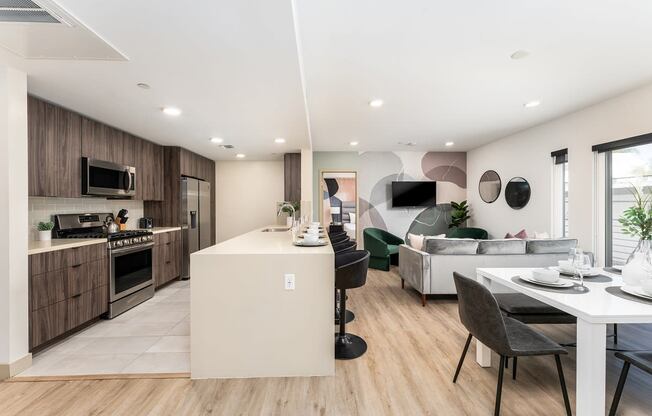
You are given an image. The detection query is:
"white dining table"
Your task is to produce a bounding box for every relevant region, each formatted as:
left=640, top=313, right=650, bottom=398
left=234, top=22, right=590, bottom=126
left=475, top=267, right=652, bottom=416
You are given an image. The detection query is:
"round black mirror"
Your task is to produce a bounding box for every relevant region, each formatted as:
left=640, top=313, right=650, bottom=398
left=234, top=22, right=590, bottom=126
left=478, top=170, right=501, bottom=203
left=505, top=177, right=531, bottom=209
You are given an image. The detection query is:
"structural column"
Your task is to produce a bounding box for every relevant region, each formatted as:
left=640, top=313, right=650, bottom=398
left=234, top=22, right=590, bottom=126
left=0, top=65, right=30, bottom=378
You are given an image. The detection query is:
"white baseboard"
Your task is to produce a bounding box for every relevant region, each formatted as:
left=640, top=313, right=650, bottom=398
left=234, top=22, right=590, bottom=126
left=0, top=353, right=32, bottom=379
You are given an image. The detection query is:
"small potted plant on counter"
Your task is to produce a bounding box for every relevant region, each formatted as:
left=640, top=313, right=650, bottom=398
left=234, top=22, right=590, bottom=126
left=37, top=221, right=54, bottom=241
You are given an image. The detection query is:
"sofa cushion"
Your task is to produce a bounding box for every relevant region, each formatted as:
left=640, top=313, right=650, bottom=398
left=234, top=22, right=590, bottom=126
left=526, top=238, right=578, bottom=254
left=424, top=238, right=479, bottom=255
left=477, top=239, right=526, bottom=255
left=407, top=233, right=425, bottom=250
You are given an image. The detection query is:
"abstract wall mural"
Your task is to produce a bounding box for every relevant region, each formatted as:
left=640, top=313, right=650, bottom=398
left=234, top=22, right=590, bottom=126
left=313, top=151, right=467, bottom=241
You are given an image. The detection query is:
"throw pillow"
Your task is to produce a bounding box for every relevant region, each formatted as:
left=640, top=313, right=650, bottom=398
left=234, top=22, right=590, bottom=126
left=504, top=232, right=514, bottom=239
left=348, top=212, right=356, bottom=224
left=407, top=233, right=425, bottom=251
left=514, top=229, right=528, bottom=239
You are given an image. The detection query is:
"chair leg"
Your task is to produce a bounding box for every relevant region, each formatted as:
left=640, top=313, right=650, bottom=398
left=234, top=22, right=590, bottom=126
left=505, top=357, right=509, bottom=369
left=495, top=355, right=506, bottom=416
left=613, top=323, right=618, bottom=345
left=609, top=361, right=630, bottom=416
left=554, top=355, right=572, bottom=416
left=453, top=333, right=472, bottom=383
left=421, top=293, right=426, bottom=307
left=401, top=278, right=404, bottom=289
left=512, top=357, right=517, bottom=380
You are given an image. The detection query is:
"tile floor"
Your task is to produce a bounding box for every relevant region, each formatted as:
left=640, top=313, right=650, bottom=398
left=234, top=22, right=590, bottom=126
left=17, top=280, right=190, bottom=377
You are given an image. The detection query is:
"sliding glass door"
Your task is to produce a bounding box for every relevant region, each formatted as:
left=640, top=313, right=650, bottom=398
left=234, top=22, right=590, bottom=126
left=606, top=143, right=652, bottom=265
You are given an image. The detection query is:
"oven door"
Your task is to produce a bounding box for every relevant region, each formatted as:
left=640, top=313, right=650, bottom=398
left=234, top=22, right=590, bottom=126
left=82, top=157, right=136, bottom=197
left=110, top=243, right=154, bottom=302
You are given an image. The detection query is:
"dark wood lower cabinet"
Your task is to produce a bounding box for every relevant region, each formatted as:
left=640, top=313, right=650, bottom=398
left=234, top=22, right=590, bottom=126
left=154, top=231, right=181, bottom=288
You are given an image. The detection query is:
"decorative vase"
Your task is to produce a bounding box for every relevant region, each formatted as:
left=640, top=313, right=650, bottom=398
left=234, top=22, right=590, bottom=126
left=38, top=230, right=52, bottom=241
left=622, top=240, right=652, bottom=286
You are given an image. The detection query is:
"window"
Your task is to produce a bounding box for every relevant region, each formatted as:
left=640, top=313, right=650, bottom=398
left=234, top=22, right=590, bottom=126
left=552, top=149, right=568, bottom=238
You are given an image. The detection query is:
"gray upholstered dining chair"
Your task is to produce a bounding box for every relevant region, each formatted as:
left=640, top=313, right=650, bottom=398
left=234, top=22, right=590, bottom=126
left=452, top=272, right=572, bottom=416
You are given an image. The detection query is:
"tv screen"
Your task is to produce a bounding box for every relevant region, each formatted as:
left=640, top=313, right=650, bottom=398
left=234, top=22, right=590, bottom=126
left=391, top=181, right=437, bottom=207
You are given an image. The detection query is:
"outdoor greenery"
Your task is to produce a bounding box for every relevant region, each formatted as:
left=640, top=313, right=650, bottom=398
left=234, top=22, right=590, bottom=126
left=449, top=200, right=470, bottom=229
left=619, top=186, right=652, bottom=240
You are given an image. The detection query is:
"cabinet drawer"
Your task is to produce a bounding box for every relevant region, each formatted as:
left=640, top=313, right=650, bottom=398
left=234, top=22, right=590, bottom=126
left=67, top=258, right=108, bottom=298
left=66, top=285, right=108, bottom=330
left=156, top=230, right=180, bottom=246
left=31, top=269, right=67, bottom=311
left=30, top=301, right=67, bottom=348
left=30, top=243, right=107, bottom=275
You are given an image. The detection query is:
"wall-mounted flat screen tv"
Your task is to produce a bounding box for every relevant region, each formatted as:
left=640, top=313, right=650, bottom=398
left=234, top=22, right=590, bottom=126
left=391, top=181, right=437, bottom=207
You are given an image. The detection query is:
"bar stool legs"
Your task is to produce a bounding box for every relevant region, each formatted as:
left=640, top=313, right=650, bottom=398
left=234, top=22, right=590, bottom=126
left=334, top=289, right=355, bottom=325
left=335, top=288, right=367, bottom=359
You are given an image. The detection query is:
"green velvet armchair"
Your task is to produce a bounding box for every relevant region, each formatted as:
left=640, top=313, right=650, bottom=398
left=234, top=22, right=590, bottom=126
left=446, top=227, right=489, bottom=240
left=363, top=228, right=405, bottom=271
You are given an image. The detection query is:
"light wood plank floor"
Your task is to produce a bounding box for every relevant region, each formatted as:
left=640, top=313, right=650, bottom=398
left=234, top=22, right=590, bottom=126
left=2, top=267, right=652, bottom=415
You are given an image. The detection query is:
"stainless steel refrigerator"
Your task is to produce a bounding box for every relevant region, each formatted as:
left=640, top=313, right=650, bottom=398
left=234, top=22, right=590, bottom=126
left=181, top=177, right=212, bottom=279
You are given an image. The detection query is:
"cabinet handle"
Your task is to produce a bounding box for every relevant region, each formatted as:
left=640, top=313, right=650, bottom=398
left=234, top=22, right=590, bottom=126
left=166, top=261, right=171, bottom=264
left=166, top=242, right=171, bottom=246
left=72, top=293, right=82, bottom=298
left=71, top=264, right=82, bottom=268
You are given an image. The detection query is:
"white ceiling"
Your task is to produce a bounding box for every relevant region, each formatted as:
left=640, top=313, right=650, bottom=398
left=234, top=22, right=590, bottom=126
left=2, top=1, right=652, bottom=159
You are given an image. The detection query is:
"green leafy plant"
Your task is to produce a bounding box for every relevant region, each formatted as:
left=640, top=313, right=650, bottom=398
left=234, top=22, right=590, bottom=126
left=37, top=221, right=54, bottom=231
left=280, top=201, right=301, bottom=215
left=449, top=200, right=471, bottom=229
left=619, top=186, right=652, bottom=240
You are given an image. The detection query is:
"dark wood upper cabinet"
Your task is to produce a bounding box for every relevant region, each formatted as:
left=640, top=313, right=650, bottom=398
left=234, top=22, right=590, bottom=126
left=135, top=137, right=164, bottom=201
left=28, top=96, right=81, bottom=198
left=284, top=153, right=301, bottom=202
left=81, top=118, right=135, bottom=167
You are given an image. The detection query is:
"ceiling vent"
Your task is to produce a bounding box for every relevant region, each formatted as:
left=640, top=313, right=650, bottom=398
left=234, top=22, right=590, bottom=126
left=219, top=144, right=235, bottom=149
left=0, top=0, right=62, bottom=24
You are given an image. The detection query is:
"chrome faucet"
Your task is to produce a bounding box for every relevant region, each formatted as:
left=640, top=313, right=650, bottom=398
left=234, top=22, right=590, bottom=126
left=277, top=202, right=296, bottom=227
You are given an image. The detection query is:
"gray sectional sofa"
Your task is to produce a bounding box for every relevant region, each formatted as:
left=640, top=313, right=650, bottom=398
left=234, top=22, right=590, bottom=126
left=398, top=237, right=578, bottom=305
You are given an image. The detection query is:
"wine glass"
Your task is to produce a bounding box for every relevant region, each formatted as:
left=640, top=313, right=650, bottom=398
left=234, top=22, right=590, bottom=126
left=573, top=252, right=591, bottom=288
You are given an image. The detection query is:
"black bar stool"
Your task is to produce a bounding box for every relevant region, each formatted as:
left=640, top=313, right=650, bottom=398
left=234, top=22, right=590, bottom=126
left=333, top=240, right=356, bottom=254
left=329, top=230, right=347, bottom=239
left=330, top=233, right=350, bottom=244
left=335, top=250, right=370, bottom=360
left=333, top=243, right=357, bottom=326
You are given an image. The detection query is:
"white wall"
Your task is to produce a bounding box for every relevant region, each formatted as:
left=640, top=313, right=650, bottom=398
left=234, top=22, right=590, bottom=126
left=0, top=66, right=29, bottom=375
left=215, top=160, right=285, bottom=242
left=468, top=82, right=652, bottom=255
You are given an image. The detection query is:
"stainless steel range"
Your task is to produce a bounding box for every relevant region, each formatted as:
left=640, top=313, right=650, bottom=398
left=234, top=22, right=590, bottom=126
left=53, top=213, right=155, bottom=318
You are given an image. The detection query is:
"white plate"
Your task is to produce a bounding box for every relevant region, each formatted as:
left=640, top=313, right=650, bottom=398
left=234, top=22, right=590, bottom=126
left=293, top=239, right=328, bottom=247
left=518, top=274, right=575, bottom=288
left=549, top=266, right=600, bottom=277
left=621, top=285, right=652, bottom=300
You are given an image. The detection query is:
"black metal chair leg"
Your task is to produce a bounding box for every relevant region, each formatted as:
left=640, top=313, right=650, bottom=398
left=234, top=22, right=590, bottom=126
left=613, top=324, right=618, bottom=345
left=609, top=361, right=630, bottom=416
left=453, top=333, right=472, bottom=383
left=554, top=355, right=572, bottom=416
left=505, top=357, right=509, bottom=368
left=512, top=357, right=517, bottom=380
left=495, top=355, right=506, bottom=416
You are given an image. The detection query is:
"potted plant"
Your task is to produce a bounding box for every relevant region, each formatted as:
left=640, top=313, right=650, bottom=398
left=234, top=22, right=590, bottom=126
left=449, top=200, right=471, bottom=229
left=37, top=221, right=54, bottom=241
left=618, top=185, right=652, bottom=285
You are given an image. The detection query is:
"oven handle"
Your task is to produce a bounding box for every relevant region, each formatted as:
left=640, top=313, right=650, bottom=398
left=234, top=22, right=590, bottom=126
left=110, top=242, right=154, bottom=256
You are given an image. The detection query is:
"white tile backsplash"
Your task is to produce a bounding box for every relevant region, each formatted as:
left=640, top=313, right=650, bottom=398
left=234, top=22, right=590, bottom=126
left=29, top=197, right=144, bottom=240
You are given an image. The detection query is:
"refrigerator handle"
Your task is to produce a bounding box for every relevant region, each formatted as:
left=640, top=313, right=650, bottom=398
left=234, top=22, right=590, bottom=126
left=190, top=211, right=197, bottom=229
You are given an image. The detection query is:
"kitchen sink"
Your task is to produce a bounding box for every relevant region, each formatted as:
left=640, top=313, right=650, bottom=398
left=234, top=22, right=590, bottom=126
left=261, top=227, right=291, bottom=232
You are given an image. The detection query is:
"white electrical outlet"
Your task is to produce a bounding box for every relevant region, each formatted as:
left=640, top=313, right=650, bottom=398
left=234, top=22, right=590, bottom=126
left=284, top=274, right=295, bottom=290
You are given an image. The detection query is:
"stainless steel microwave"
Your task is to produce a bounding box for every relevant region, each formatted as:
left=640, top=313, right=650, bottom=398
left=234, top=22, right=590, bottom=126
left=81, top=157, right=136, bottom=197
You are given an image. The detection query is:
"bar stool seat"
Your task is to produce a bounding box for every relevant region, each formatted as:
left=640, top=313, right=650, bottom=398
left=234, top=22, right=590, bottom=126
left=335, top=250, right=370, bottom=360
left=330, top=233, right=350, bottom=244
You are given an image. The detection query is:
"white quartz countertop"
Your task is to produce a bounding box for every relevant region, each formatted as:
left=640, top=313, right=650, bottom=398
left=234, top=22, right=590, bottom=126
left=28, top=226, right=182, bottom=255
left=194, top=226, right=332, bottom=256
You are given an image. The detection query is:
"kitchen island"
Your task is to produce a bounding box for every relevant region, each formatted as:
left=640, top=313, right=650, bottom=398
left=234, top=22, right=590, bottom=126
left=190, top=226, right=334, bottom=379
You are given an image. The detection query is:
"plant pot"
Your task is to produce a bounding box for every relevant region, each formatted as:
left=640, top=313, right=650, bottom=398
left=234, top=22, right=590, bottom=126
left=623, top=240, right=652, bottom=286
left=38, top=230, right=52, bottom=241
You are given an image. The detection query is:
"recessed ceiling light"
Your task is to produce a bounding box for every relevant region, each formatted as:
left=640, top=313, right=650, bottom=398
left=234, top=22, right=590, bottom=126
left=274, top=137, right=286, bottom=144
left=137, top=82, right=150, bottom=89
left=368, top=99, right=384, bottom=108
left=445, top=141, right=455, bottom=147
left=209, top=137, right=224, bottom=144
left=349, top=141, right=359, bottom=146
left=236, top=153, right=246, bottom=158
left=524, top=100, right=541, bottom=108
left=162, top=107, right=181, bottom=116
left=510, top=50, right=530, bottom=60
